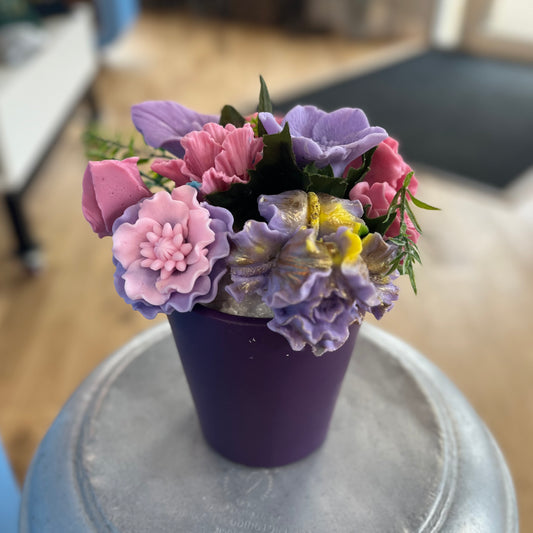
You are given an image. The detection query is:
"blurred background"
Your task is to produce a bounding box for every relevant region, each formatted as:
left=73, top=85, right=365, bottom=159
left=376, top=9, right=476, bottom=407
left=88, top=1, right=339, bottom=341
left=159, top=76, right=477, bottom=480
left=0, top=0, right=532, bottom=529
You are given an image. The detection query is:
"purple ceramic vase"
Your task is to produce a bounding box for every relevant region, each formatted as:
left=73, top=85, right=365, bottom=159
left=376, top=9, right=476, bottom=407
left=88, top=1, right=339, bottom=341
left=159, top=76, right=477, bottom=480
left=168, top=305, right=360, bottom=467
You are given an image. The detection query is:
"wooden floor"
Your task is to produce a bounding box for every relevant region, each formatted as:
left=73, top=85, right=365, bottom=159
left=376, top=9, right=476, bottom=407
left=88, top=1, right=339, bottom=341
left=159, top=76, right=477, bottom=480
left=1, top=7, right=532, bottom=529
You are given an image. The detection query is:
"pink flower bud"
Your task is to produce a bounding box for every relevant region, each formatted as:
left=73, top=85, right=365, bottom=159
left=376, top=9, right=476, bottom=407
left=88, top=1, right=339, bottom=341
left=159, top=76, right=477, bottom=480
left=82, top=157, right=151, bottom=238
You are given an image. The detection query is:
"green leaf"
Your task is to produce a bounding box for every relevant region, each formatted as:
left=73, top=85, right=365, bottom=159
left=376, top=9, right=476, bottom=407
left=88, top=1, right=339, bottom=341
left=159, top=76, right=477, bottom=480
left=408, top=193, right=441, bottom=211
left=257, top=116, right=268, bottom=138
left=343, top=146, right=377, bottom=195
left=304, top=162, right=347, bottom=195
left=404, top=202, right=422, bottom=233
left=408, top=265, right=418, bottom=294
left=410, top=246, right=422, bottom=264
left=257, top=75, right=273, bottom=114
left=220, top=105, right=245, bottom=128
left=206, top=123, right=309, bottom=229
left=304, top=162, right=335, bottom=177
left=403, top=171, right=414, bottom=189
left=307, top=173, right=348, bottom=197
left=365, top=211, right=394, bottom=235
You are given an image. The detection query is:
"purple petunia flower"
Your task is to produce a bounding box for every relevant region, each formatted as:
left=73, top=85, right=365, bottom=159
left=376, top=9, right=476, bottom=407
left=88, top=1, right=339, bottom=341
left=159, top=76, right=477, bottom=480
left=131, top=101, right=218, bottom=157
left=258, top=105, right=387, bottom=176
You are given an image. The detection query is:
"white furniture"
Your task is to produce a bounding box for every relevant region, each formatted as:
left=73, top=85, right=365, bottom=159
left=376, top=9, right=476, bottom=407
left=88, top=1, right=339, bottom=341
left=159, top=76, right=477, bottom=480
left=0, top=4, right=98, bottom=268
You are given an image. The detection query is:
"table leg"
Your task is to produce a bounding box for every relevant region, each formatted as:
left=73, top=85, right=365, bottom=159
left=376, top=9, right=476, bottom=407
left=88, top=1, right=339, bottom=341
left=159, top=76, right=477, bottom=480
left=4, top=192, right=43, bottom=273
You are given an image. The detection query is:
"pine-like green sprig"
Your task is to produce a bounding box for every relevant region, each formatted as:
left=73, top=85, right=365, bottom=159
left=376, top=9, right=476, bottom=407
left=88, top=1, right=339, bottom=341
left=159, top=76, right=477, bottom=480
left=82, top=129, right=174, bottom=192
left=365, top=172, right=439, bottom=294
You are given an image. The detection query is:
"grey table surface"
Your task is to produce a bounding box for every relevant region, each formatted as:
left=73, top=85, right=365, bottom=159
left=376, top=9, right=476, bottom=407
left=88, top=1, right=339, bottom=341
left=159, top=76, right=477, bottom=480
left=20, top=322, right=518, bottom=532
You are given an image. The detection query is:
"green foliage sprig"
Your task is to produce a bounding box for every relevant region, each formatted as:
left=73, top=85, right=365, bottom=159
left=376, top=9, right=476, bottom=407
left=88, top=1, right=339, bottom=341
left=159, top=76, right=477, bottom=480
left=365, top=172, right=439, bottom=293
left=83, top=129, right=173, bottom=191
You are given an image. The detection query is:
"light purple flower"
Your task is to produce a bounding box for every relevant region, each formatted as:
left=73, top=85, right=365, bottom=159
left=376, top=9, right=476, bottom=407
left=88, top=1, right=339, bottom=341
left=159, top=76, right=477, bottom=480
left=265, top=227, right=380, bottom=356
left=259, top=105, right=387, bottom=175
left=226, top=191, right=368, bottom=305
left=131, top=101, right=218, bottom=157
left=225, top=191, right=392, bottom=354
left=258, top=190, right=365, bottom=237
left=360, top=233, right=400, bottom=319
left=112, top=186, right=232, bottom=318
left=268, top=283, right=360, bottom=356
left=226, top=220, right=287, bottom=302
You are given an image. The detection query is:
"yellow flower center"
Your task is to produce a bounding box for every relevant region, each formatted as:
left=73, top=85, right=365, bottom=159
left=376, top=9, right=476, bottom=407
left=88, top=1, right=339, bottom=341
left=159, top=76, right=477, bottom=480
left=307, top=192, right=321, bottom=232
left=342, top=228, right=363, bottom=264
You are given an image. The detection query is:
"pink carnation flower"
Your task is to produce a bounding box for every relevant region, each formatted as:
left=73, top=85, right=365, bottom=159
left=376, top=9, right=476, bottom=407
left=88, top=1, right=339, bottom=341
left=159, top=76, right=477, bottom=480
left=349, top=181, right=419, bottom=243
left=112, top=185, right=233, bottom=317
left=151, top=122, right=263, bottom=196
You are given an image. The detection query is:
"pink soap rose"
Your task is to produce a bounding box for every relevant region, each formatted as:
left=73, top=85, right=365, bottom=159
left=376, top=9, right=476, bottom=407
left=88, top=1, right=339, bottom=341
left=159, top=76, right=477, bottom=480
left=82, top=157, right=151, bottom=238
left=345, top=137, right=418, bottom=195
left=112, top=185, right=233, bottom=318
left=151, top=122, right=263, bottom=196
left=350, top=181, right=419, bottom=243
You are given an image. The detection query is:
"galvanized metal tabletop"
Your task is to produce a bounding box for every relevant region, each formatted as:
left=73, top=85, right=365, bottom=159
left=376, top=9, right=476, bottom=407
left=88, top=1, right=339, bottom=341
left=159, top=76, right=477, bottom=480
left=20, top=322, right=518, bottom=532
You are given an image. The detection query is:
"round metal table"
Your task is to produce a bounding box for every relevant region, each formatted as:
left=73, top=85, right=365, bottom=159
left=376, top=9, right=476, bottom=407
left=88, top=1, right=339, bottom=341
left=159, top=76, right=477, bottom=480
left=20, top=323, right=518, bottom=532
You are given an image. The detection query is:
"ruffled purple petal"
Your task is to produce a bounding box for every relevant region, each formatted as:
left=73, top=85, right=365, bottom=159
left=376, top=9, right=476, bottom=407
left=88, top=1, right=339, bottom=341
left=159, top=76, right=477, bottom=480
left=360, top=232, right=400, bottom=318
left=267, top=285, right=361, bottom=356
left=264, top=229, right=332, bottom=308
left=226, top=220, right=287, bottom=302
left=131, top=101, right=218, bottom=157
left=283, top=105, right=326, bottom=138
left=258, top=190, right=308, bottom=234
left=313, top=107, right=370, bottom=143
left=257, top=112, right=283, bottom=135
left=291, top=137, right=324, bottom=167
left=261, top=105, right=387, bottom=175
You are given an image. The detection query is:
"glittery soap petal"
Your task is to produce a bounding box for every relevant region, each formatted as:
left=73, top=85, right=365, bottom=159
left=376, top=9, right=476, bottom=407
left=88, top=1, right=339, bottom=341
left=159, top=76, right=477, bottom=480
left=360, top=232, right=400, bottom=317
left=265, top=228, right=332, bottom=308
left=229, top=220, right=286, bottom=267
left=316, top=194, right=365, bottom=237
left=226, top=220, right=287, bottom=300
left=258, top=190, right=308, bottom=234
left=361, top=233, right=398, bottom=276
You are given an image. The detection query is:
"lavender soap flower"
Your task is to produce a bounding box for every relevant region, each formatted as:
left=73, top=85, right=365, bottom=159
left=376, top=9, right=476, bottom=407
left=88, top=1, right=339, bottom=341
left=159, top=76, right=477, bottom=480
left=226, top=190, right=398, bottom=355
left=82, top=76, right=437, bottom=356
left=259, top=105, right=387, bottom=175
left=112, top=185, right=233, bottom=319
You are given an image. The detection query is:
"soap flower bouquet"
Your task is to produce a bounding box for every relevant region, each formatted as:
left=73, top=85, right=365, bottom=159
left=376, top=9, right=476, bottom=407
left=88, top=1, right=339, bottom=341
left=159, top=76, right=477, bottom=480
left=83, top=78, right=437, bottom=356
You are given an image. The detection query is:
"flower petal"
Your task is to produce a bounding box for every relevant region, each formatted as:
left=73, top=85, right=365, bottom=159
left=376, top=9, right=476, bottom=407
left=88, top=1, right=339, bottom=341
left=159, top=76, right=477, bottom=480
left=131, top=101, right=218, bottom=157
left=113, top=217, right=157, bottom=269
left=151, top=158, right=191, bottom=186
left=122, top=259, right=168, bottom=305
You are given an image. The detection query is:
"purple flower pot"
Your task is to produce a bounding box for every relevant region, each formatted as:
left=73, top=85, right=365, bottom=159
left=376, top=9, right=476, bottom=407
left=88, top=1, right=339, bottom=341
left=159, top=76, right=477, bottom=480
left=168, top=305, right=360, bottom=467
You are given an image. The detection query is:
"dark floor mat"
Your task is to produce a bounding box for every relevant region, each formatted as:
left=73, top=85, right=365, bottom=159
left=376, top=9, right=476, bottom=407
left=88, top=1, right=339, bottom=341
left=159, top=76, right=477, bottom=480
left=275, top=50, right=533, bottom=188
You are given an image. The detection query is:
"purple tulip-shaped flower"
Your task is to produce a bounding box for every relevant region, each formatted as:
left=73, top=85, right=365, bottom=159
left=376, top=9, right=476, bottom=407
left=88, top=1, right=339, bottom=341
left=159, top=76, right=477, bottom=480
left=259, top=105, right=387, bottom=175
left=131, top=101, right=218, bottom=157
